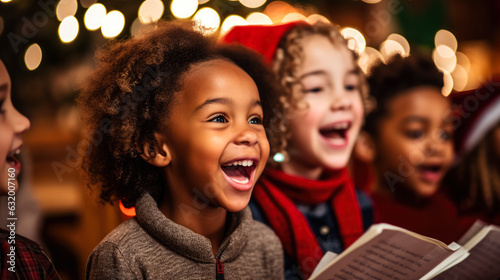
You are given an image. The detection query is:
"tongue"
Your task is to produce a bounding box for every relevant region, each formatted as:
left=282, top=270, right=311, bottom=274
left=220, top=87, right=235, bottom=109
left=222, top=166, right=248, bottom=184
left=322, top=131, right=343, bottom=139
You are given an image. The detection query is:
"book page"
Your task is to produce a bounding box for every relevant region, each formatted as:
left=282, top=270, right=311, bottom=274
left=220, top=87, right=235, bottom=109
left=310, top=229, right=456, bottom=280
left=432, top=227, right=500, bottom=280
left=310, top=251, right=338, bottom=279
left=456, top=219, right=488, bottom=245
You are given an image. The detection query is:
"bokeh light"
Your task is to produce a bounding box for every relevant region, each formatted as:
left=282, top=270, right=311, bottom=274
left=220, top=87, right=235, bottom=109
left=84, top=3, right=106, bottom=31
left=198, top=0, right=210, bottom=4
left=58, top=16, right=79, bottom=43
left=361, top=0, right=382, bottom=3
left=138, top=0, right=164, bottom=24
left=433, top=45, right=457, bottom=73
left=80, top=0, right=97, bottom=8
left=439, top=68, right=454, bottom=96
left=56, top=0, right=78, bottom=21
left=240, top=0, right=266, bottom=9
left=435, top=29, right=458, bottom=52
left=171, top=0, right=198, bottom=19
left=379, top=39, right=405, bottom=61
left=193, top=7, right=220, bottom=35
left=263, top=1, right=296, bottom=23
left=451, top=64, right=468, bottom=91
left=221, top=15, right=247, bottom=34
left=273, top=153, right=285, bottom=163
left=358, top=47, right=383, bottom=73
left=1, top=0, right=12, bottom=2
left=119, top=201, right=136, bottom=217
left=281, top=12, right=307, bottom=23
left=24, top=43, right=42, bottom=71
left=130, top=17, right=147, bottom=37
left=246, top=12, right=273, bottom=25
left=387, top=33, right=410, bottom=56
left=101, top=10, right=125, bottom=38
left=341, top=27, right=366, bottom=54
left=307, top=14, right=330, bottom=24
left=455, top=51, right=471, bottom=72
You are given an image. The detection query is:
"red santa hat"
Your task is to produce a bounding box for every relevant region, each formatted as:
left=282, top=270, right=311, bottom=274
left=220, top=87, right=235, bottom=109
left=451, top=78, right=500, bottom=157
left=220, top=21, right=308, bottom=64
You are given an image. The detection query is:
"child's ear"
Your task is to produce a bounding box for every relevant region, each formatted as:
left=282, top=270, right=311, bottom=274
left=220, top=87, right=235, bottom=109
left=139, top=132, right=172, bottom=167
left=354, top=131, right=376, bottom=163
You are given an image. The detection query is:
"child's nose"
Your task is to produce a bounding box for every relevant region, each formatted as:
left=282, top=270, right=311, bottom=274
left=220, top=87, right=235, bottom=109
left=234, top=125, right=259, bottom=146
left=12, top=108, right=30, bottom=135
left=329, top=92, right=352, bottom=111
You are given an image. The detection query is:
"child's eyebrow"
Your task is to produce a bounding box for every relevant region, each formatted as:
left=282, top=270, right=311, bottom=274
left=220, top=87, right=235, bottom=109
left=195, top=97, right=233, bottom=111
left=300, top=70, right=327, bottom=80
left=402, top=116, right=428, bottom=125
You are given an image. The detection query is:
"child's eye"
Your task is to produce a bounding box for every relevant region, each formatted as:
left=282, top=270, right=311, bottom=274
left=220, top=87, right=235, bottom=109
left=405, top=130, right=423, bottom=139
left=249, top=116, right=263, bottom=125
left=208, top=114, right=228, bottom=123
left=302, top=87, right=323, bottom=94
left=345, top=84, right=358, bottom=91
left=439, top=130, right=453, bottom=141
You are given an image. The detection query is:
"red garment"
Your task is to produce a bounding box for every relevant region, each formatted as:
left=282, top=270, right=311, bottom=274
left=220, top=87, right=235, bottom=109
left=0, top=228, right=60, bottom=279
left=370, top=191, right=461, bottom=244
left=252, top=168, right=364, bottom=278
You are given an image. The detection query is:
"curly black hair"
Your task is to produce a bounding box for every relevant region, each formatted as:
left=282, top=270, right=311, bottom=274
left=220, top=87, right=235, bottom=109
left=77, top=21, right=284, bottom=207
left=364, top=54, right=444, bottom=137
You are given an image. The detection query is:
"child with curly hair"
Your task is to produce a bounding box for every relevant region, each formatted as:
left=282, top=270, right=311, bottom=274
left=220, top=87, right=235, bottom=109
left=79, top=21, right=284, bottom=279
left=0, top=59, right=59, bottom=279
left=222, top=21, right=373, bottom=279
left=444, top=80, right=500, bottom=232
left=355, top=54, right=459, bottom=243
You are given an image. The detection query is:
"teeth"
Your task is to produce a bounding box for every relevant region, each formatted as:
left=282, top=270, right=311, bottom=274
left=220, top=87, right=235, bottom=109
left=331, top=122, right=348, bottom=129
left=224, top=160, right=254, bottom=167
left=231, top=177, right=249, bottom=184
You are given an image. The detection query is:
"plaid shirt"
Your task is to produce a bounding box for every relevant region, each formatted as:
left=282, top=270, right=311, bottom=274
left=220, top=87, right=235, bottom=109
left=0, top=228, right=60, bottom=279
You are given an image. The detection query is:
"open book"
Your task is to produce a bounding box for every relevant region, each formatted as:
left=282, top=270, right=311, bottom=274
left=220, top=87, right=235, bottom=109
left=309, top=221, right=500, bottom=280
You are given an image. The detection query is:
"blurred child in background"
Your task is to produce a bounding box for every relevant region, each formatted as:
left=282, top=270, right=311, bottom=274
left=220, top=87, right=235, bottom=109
left=355, top=54, right=460, bottom=244
left=223, top=21, right=373, bottom=279
left=79, top=21, right=284, bottom=279
left=444, top=80, right=500, bottom=233
left=0, top=59, right=59, bottom=279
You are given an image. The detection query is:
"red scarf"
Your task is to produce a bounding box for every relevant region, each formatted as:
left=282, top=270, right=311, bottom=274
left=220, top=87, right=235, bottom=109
left=252, top=167, right=364, bottom=278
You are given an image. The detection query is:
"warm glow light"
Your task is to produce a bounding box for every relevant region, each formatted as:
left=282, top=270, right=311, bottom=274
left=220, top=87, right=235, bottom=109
left=1, top=0, right=12, bottom=2
left=80, top=0, right=97, bottom=8
left=451, top=64, right=468, bottom=92
left=221, top=15, right=247, bottom=34
left=387, top=33, right=409, bottom=56
left=281, top=12, right=307, bottom=23
left=358, top=47, right=383, bottom=73
left=84, top=3, right=106, bottom=31
left=130, top=17, right=147, bottom=37
left=101, top=10, right=125, bottom=38
left=198, top=0, right=209, bottom=4
left=341, top=27, right=366, bottom=54
left=379, top=39, right=405, bottom=62
left=307, top=14, right=330, bottom=24
left=138, top=0, right=164, bottom=24
left=456, top=51, right=471, bottom=72
left=25, top=43, right=42, bottom=71
left=263, top=1, right=296, bottom=23
left=240, top=0, right=266, bottom=9
left=56, top=0, right=78, bottom=21
left=435, top=29, right=457, bottom=52
left=119, top=201, right=136, bottom=217
left=361, top=0, right=382, bottom=3
left=58, top=16, right=79, bottom=43
left=433, top=45, right=457, bottom=73
left=193, top=7, right=220, bottom=35
left=170, top=0, right=198, bottom=19
left=246, top=12, right=273, bottom=25
left=439, top=68, right=454, bottom=96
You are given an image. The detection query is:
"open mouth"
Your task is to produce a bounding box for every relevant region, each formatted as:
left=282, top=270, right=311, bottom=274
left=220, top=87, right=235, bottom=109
left=418, top=165, right=443, bottom=184
left=6, top=148, right=21, bottom=171
left=319, top=121, right=351, bottom=148
left=221, top=159, right=257, bottom=190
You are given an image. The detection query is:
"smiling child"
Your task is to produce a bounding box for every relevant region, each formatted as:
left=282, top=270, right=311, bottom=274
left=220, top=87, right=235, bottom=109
left=358, top=54, right=460, bottom=243
left=223, top=21, right=373, bottom=279
left=0, top=59, right=59, bottom=279
left=80, top=21, right=284, bottom=279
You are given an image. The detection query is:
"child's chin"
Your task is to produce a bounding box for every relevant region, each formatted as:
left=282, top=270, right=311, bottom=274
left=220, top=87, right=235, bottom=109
left=223, top=197, right=251, bottom=213
left=322, top=156, right=350, bottom=170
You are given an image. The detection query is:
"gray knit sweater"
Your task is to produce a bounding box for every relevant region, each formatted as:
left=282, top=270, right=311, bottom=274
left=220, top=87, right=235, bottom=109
left=86, top=193, right=284, bottom=279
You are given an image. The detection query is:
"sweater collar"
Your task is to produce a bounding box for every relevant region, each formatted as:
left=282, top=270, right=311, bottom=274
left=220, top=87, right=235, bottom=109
left=135, top=192, right=251, bottom=263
